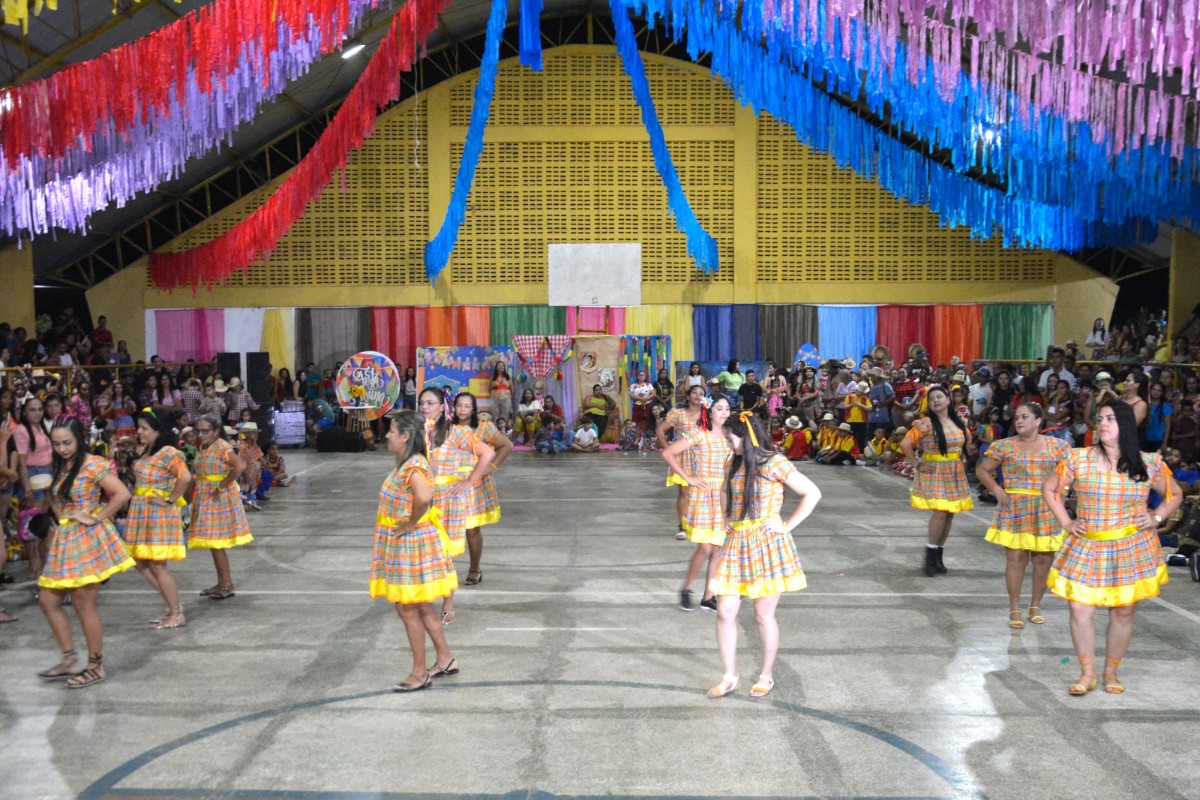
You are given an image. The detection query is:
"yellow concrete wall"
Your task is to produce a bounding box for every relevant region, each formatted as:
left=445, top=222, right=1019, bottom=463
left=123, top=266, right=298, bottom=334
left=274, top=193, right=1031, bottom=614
left=0, top=242, right=35, bottom=334
left=84, top=261, right=148, bottom=361
left=1169, top=227, right=1200, bottom=340
left=1051, top=254, right=1119, bottom=345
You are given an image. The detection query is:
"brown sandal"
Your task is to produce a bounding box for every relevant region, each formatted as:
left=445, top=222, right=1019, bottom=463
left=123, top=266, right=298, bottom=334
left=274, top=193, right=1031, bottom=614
left=154, top=607, right=187, bottom=630
left=392, top=673, right=432, bottom=693
left=38, top=649, right=80, bottom=680
left=67, top=654, right=105, bottom=689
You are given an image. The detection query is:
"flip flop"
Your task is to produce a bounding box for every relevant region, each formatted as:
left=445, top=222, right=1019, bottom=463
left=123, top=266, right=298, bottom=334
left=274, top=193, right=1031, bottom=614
left=0, top=609, right=17, bottom=624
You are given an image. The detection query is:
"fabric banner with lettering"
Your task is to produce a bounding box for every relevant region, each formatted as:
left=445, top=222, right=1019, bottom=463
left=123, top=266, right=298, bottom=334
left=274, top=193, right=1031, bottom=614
left=574, top=335, right=624, bottom=443
left=415, top=345, right=515, bottom=416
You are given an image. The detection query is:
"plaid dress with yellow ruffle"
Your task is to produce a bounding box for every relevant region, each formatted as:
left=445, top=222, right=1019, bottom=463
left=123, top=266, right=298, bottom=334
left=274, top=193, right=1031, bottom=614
left=40, top=455, right=135, bottom=590
left=983, top=436, right=1070, bottom=552
left=370, top=455, right=457, bottom=604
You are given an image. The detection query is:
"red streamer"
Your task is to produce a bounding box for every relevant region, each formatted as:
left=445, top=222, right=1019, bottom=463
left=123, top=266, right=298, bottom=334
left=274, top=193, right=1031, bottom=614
left=149, top=0, right=448, bottom=290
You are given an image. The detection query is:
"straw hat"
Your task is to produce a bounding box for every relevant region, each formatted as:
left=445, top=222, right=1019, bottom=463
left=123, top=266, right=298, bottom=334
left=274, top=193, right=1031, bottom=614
left=838, top=422, right=853, bottom=432
left=856, top=381, right=869, bottom=393
left=228, top=376, right=243, bottom=389
left=223, top=426, right=238, bottom=437
left=821, top=412, right=835, bottom=422
left=784, top=416, right=803, bottom=430
left=28, top=473, right=53, bottom=491
left=213, top=379, right=228, bottom=393
left=179, top=427, right=194, bottom=436
left=868, top=367, right=885, bottom=379
left=240, top=422, right=259, bottom=433
left=894, top=426, right=907, bottom=436
left=841, top=358, right=856, bottom=369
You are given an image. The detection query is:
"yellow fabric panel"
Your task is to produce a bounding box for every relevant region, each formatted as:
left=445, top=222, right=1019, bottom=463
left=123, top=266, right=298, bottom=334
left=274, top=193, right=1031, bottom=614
left=624, top=304, right=694, bottom=362
left=260, top=308, right=294, bottom=375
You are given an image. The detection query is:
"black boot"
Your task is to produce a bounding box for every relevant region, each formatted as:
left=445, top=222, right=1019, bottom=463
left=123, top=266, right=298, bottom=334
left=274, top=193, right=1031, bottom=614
left=934, top=546, right=948, bottom=574
left=923, top=547, right=938, bottom=577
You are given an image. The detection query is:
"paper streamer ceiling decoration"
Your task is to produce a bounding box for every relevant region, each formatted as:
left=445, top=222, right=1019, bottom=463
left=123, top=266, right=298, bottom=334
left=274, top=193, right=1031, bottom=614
left=8, top=0, right=1197, bottom=282
left=149, top=0, right=448, bottom=289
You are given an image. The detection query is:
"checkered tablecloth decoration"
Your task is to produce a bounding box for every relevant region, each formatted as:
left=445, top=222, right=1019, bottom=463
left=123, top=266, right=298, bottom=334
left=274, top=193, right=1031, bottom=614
left=512, top=335, right=573, bottom=379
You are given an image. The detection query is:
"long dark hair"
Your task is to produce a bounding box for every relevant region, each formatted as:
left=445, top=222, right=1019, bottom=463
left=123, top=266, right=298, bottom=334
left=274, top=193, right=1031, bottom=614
left=453, top=392, right=479, bottom=429
left=389, top=409, right=428, bottom=467
left=136, top=409, right=178, bottom=457
left=20, top=397, right=46, bottom=456
left=1122, top=371, right=1149, bottom=403
left=419, top=387, right=453, bottom=449
left=1097, top=399, right=1148, bottom=482
left=492, top=360, right=509, bottom=380
left=925, top=385, right=967, bottom=456
left=51, top=416, right=88, bottom=502
left=724, top=413, right=775, bottom=521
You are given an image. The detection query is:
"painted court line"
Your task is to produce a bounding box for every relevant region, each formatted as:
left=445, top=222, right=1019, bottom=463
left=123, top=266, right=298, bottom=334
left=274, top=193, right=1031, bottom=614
left=486, top=626, right=628, bottom=631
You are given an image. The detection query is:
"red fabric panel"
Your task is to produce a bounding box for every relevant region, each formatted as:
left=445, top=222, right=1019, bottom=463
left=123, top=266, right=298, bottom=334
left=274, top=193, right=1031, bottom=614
left=932, top=305, right=984, bottom=367
left=875, top=305, right=935, bottom=363
left=370, top=307, right=427, bottom=371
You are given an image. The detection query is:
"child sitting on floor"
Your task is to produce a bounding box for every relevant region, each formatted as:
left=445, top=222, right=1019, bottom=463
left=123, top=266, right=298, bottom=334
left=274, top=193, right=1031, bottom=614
left=534, top=413, right=562, bottom=454
left=618, top=419, right=640, bottom=451
left=863, top=426, right=893, bottom=466
left=265, top=442, right=296, bottom=487
left=569, top=419, right=600, bottom=452
left=780, top=416, right=814, bottom=461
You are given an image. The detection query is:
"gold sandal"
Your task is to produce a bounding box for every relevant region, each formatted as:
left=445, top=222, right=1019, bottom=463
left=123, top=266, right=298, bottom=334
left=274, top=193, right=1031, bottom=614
left=1103, top=657, right=1125, bottom=694
left=749, top=675, right=774, bottom=698
left=1068, top=655, right=1097, bottom=696
left=1008, top=610, right=1024, bottom=629
left=707, top=673, right=739, bottom=698
left=1027, top=605, right=1045, bottom=624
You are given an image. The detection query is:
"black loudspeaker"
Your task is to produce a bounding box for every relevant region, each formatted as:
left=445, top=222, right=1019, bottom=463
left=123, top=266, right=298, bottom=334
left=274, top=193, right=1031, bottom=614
left=245, top=352, right=273, bottom=404
left=215, top=352, right=241, bottom=384
left=316, top=426, right=366, bottom=453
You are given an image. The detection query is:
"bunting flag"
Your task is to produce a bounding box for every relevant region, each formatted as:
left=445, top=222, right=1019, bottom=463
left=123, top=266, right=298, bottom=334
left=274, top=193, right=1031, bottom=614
left=0, top=0, right=396, bottom=239
left=149, top=0, right=448, bottom=289
left=512, top=335, right=573, bottom=379
left=611, top=2, right=719, bottom=273
left=424, top=0, right=508, bottom=280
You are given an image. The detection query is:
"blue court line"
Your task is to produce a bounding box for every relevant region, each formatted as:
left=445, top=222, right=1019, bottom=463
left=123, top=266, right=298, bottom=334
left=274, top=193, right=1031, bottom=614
left=102, top=791, right=954, bottom=800
left=78, top=680, right=987, bottom=800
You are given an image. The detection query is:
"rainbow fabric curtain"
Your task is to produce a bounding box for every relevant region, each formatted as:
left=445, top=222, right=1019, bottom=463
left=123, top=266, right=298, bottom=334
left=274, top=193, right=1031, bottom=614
left=982, top=304, right=1054, bottom=360
left=426, top=306, right=491, bottom=347
left=876, top=305, right=936, bottom=363
left=370, top=307, right=429, bottom=372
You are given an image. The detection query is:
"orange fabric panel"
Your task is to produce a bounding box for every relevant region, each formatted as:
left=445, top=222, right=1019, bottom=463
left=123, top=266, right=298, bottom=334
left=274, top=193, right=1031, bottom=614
left=425, top=306, right=491, bottom=346
left=932, top=305, right=983, bottom=368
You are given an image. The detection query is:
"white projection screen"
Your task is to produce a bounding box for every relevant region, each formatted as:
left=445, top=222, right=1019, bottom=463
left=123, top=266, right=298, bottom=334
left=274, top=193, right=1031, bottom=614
left=547, top=243, right=642, bottom=307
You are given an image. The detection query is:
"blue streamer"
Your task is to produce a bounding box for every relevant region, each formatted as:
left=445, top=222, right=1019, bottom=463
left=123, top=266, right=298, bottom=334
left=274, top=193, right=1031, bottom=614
left=424, top=0, right=508, bottom=281
left=611, top=2, right=720, bottom=273
left=519, top=0, right=544, bottom=71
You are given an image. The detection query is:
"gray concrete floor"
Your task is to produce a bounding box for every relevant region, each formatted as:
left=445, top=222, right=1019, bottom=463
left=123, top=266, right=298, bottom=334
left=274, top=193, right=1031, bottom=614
left=1, top=449, right=1198, bottom=800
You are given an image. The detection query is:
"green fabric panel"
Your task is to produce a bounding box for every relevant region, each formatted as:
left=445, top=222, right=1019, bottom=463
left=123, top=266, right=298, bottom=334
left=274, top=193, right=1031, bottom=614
left=983, top=304, right=1054, bottom=360
left=489, top=306, right=567, bottom=346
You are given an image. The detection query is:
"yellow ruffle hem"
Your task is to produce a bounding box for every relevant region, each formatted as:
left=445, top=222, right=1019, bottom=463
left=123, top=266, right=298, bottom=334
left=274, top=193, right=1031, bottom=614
left=127, top=544, right=188, bottom=561
left=464, top=508, right=501, bottom=529
left=188, top=533, right=255, bottom=550
left=984, top=528, right=1065, bottom=553
left=682, top=520, right=726, bottom=546
left=910, top=494, right=974, bottom=513
left=1047, top=565, right=1168, bottom=607
left=666, top=472, right=688, bottom=488
left=38, top=557, right=136, bottom=590
left=369, top=574, right=459, bottom=604
left=710, top=572, right=808, bottom=599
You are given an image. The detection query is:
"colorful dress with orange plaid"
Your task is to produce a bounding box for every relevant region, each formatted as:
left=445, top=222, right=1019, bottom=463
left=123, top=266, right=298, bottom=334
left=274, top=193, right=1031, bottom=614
left=189, top=438, right=253, bottom=550
left=126, top=446, right=188, bottom=561
left=370, top=454, right=458, bottom=604
left=429, top=423, right=477, bottom=557
left=710, top=454, right=807, bottom=598
left=1048, top=448, right=1169, bottom=607
left=236, top=439, right=264, bottom=494
left=664, top=407, right=702, bottom=487
left=906, top=417, right=973, bottom=513
left=983, top=436, right=1070, bottom=552
left=39, top=455, right=135, bottom=589
left=679, top=428, right=731, bottom=545
left=460, top=419, right=502, bottom=529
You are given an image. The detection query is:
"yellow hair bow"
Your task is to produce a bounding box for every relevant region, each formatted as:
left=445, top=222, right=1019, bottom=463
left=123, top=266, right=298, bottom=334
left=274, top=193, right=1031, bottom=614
left=738, top=411, right=759, bottom=448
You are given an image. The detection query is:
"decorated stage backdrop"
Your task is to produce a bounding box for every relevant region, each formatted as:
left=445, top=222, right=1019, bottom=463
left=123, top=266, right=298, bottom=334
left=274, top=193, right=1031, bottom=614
left=674, top=361, right=773, bottom=404
left=574, top=335, right=624, bottom=442
left=415, top=346, right=515, bottom=415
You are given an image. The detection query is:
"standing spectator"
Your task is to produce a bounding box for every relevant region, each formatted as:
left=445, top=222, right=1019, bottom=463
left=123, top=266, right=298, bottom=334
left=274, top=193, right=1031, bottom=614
left=866, top=368, right=895, bottom=435
left=403, top=367, right=418, bottom=410
left=967, top=369, right=993, bottom=420
left=1144, top=382, right=1173, bottom=453
left=1037, top=346, right=1077, bottom=391
left=88, top=316, right=114, bottom=351
left=303, top=363, right=321, bottom=401
left=199, top=381, right=227, bottom=421
left=1085, top=318, right=1109, bottom=359
left=737, top=369, right=765, bottom=416
left=179, top=378, right=204, bottom=422
left=489, top=361, right=513, bottom=422
left=224, top=377, right=260, bottom=425
left=115, top=340, right=132, bottom=366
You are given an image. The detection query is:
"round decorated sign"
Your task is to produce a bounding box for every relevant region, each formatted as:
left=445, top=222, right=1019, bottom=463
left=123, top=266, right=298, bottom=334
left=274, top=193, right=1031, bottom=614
left=335, top=351, right=401, bottom=420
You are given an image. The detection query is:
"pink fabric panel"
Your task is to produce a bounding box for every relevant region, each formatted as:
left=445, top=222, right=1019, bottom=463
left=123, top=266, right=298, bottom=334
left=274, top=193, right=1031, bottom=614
left=370, top=307, right=428, bottom=371
left=155, top=309, right=224, bottom=362
left=566, top=307, right=626, bottom=336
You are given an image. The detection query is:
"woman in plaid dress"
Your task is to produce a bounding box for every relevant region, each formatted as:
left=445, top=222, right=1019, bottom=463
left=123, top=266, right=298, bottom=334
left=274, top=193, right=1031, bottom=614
left=372, top=410, right=459, bottom=693
left=899, top=385, right=973, bottom=577
left=419, top=388, right=495, bottom=625
left=127, top=410, right=192, bottom=630
left=662, top=394, right=732, bottom=612
left=1042, top=399, right=1181, bottom=696
left=188, top=414, right=251, bottom=601
left=656, top=385, right=706, bottom=539
left=707, top=413, right=821, bottom=700
left=452, top=392, right=513, bottom=587
left=38, top=417, right=133, bottom=689
left=976, top=403, right=1070, bottom=629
